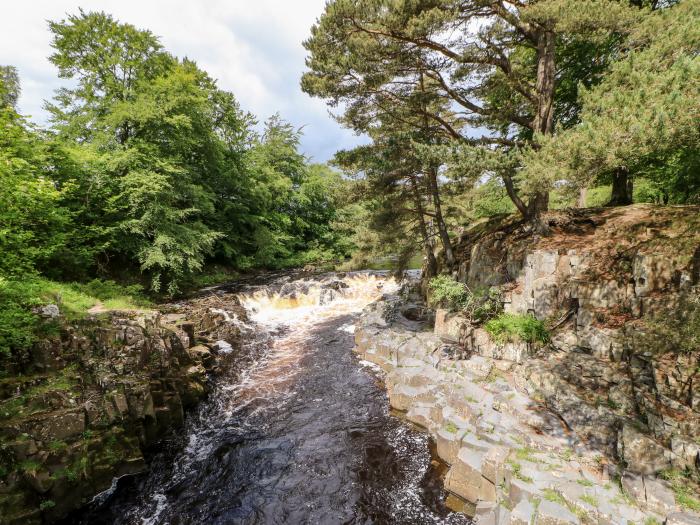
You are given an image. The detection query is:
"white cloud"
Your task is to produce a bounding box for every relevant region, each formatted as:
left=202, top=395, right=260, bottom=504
left=0, top=0, right=366, bottom=161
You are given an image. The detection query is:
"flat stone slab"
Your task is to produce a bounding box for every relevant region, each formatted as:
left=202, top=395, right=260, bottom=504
left=510, top=499, right=535, bottom=525
left=667, top=512, right=700, bottom=525
left=536, top=499, right=580, bottom=524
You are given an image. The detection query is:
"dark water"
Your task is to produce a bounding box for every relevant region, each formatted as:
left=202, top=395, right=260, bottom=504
left=71, top=277, right=470, bottom=525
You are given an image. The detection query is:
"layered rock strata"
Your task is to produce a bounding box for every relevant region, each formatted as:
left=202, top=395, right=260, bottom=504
left=355, top=289, right=700, bottom=524
left=0, top=295, right=245, bottom=524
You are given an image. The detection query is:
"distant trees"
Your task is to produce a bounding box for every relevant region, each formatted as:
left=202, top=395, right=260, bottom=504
left=1, top=10, right=349, bottom=294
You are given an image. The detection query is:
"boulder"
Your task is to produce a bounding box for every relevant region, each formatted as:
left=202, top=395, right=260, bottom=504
left=618, top=424, right=672, bottom=475
left=434, top=309, right=469, bottom=344
left=445, top=448, right=484, bottom=503
left=643, top=476, right=676, bottom=516
left=509, top=499, right=535, bottom=525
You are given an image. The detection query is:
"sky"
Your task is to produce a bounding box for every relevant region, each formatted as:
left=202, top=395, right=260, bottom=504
left=0, top=0, right=367, bottom=162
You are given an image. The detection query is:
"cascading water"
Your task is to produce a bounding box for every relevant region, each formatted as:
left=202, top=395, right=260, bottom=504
left=72, top=272, right=471, bottom=525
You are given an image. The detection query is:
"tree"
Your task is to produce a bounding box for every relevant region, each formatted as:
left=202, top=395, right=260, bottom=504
left=335, top=137, right=441, bottom=277
left=47, top=11, right=227, bottom=292
left=302, top=0, right=638, bottom=221
left=520, top=0, right=700, bottom=206
left=0, top=72, right=68, bottom=277
left=0, top=66, right=20, bottom=109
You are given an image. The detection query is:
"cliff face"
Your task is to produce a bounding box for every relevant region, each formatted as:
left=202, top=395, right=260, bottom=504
left=354, top=204, right=700, bottom=523
left=440, top=205, right=700, bottom=474
left=0, top=295, right=245, bottom=524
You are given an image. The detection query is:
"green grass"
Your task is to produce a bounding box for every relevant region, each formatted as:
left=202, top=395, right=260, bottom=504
left=485, top=313, right=550, bottom=345
left=0, top=276, right=150, bottom=360
left=507, top=460, right=533, bottom=483
left=444, top=422, right=459, bottom=433
left=39, top=500, right=56, bottom=511
left=580, top=494, right=598, bottom=506
left=543, top=489, right=567, bottom=506
left=515, top=446, right=540, bottom=463
left=18, top=459, right=42, bottom=474
left=576, top=478, right=594, bottom=487
left=659, top=469, right=700, bottom=511
left=48, top=440, right=68, bottom=453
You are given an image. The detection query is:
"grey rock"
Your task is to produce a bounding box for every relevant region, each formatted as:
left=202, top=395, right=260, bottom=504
left=35, top=303, right=60, bottom=318
left=666, top=512, right=700, bottom=525
left=643, top=476, right=676, bottom=515
left=618, top=424, right=672, bottom=475
left=509, top=499, right=535, bottom=525
left=536, top=499, right=581, bottom=524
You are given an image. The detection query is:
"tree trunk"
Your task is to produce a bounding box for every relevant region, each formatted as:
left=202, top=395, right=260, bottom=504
left=526, top=191, right=550, bottom=219
left=409, top=177, right=438, bottom=278
left=578, top=188, right=587, bottom=208
left=502, top=172, right=528, bottom=217
left=427, top=166, right=455, bottom=268
left=533, top=30, right=556, bottom=136
left=607, top=166, right=633, bottom=206
left=522, top=29, right=557, bottom=219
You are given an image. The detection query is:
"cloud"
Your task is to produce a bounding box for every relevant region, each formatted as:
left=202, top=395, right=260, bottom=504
left=0, top=0, right=366, bottom=161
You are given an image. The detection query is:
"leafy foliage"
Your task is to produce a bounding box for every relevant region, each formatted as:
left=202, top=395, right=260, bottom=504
left=428, top=276, right=503, bottom=323
left=485, top=313, right=550, bottom=345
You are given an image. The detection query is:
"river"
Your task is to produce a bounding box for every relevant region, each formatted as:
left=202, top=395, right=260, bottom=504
left=70, top=272, right=471, bottom=525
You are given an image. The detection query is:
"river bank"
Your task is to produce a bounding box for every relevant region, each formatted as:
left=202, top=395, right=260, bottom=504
left=355, top=284, right=700, bottom=524
left=1, top=272, right=471, bottom=524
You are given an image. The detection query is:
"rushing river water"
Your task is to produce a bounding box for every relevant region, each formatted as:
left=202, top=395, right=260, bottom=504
left=72, top=272, right=471, bottom=525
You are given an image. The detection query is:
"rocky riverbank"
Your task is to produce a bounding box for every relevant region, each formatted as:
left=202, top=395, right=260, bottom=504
left=355, top=205, right=700, bottom=524
left=0, top=294, right=246, bottom=524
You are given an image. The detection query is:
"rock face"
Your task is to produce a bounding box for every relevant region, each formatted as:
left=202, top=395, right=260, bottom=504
left=357, top=205, right=700, bottom=524
left=439, top=207, right=700, bottom=474
left=0, top=299, right=245, bottom=524
left=355, top=293, right=695, bottom=523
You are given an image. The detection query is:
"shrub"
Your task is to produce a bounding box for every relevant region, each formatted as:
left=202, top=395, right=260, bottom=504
left=428, top=275, right=503, bottom=321
left=485, top=313, right=550, bottom=345
left=428, top=275, right=469, bottom=311
left=39, top=500, right=56, bottom=511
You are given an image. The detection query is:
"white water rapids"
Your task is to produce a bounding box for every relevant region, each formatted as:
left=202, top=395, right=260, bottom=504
left=72, top=271, right=470, bottom=525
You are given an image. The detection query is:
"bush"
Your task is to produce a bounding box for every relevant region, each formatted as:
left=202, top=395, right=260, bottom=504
left=485, top=313, right=550, bottom=345
left=428, top=275, right=470, bottom=311
left=428, top=275, right=503, bottom=322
